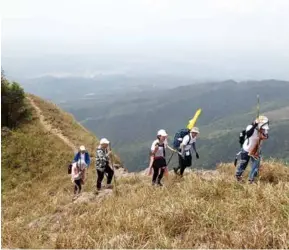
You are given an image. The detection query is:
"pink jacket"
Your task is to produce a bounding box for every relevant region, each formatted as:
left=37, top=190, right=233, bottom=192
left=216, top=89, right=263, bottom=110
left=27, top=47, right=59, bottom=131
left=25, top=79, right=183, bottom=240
left=71, top=162, right=86, bottom=181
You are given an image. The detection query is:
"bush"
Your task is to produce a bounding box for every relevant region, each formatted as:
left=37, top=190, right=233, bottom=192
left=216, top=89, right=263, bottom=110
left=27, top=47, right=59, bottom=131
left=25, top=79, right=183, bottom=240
left=1, top=69, right=30, bottom=128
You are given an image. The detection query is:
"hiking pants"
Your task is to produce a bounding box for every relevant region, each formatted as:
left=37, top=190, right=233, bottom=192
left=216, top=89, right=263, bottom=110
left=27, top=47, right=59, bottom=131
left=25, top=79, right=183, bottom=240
left=97, top=164, right=114, bottom=190
left=74, top=179, right=82, bottom=194
left=152, top=157, right=166, bottom=184
left=177, top=153, right=192, bottom=176
left=236, top=150, right=260, bottom=181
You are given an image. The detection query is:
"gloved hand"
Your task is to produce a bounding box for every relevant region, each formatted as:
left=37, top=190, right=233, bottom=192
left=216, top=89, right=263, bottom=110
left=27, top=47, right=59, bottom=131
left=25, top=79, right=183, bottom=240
left=196, top=152, right=200, bottom=159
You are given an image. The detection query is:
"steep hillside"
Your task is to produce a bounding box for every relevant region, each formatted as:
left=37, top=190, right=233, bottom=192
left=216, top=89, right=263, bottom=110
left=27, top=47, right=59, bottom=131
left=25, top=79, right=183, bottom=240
left=1, top=95, right=121, bottom=248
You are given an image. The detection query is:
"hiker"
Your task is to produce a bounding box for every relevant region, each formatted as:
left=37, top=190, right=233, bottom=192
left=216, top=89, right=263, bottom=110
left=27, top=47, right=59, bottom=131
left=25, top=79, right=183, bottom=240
left=173, top=127, right=200, bottom=176
left=149, top=129, right=175, bottom=186
left=235, top=116, right=269, bottom=183
left=96, top=138, right=114, bottom=191
left=71, top=160, right=86, bottom=195
left=73, top=145, right=91, bottom=168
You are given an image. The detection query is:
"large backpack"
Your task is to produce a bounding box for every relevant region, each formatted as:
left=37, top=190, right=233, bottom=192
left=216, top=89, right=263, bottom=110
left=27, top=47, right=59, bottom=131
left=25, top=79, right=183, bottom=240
left=173, top=128, right=190, bottom=149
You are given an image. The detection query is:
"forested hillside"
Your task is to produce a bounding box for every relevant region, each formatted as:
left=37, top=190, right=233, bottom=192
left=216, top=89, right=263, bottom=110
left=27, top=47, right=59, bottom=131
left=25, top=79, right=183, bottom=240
left=68, top=80, right=289, bottom=171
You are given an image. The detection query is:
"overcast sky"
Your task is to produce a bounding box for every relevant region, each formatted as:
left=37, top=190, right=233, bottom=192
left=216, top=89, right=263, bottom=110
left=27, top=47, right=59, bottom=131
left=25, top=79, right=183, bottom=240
left=1, top=0, right=289, bottom=79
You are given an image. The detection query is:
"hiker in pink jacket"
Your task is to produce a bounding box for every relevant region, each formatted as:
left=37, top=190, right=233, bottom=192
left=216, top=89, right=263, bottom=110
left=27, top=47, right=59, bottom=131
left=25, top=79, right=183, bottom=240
left=71, top=160, right=86, bottom=195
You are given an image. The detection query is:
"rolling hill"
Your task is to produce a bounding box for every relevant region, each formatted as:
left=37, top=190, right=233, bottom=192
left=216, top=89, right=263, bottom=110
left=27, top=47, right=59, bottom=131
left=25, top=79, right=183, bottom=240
left=64, top=80, right=289, bottom=171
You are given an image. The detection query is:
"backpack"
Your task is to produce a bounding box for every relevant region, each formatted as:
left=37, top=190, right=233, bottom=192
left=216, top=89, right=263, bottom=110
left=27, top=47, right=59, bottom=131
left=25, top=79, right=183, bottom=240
left=68, top=163, right=72, bottom=174
left=239, top=126, right=255, bottom=147
left=239, top=129, right=247, bottom=147
left=173, top=128, right=190, bottom=149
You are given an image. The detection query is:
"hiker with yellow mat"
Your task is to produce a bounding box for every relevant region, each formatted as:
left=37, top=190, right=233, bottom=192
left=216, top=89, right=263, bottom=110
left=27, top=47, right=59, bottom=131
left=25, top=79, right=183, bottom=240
left=148, top=129, right=176, bottom=186
left=172, top=109, right=202, bottom=176
left=173, top=127, right=200, bottom=176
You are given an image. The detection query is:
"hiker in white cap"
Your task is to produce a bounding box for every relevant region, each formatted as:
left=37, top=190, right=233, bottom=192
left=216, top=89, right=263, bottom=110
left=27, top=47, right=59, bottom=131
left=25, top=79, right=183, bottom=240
left=236, top=116, right=269, bottom=183
left=95, top=138, right=114, bottom=191
left=174, top=127, right=200, bottom=176
left=149, top=129, right=175, bottom=186
left=73, top=145, right=91, bottom=168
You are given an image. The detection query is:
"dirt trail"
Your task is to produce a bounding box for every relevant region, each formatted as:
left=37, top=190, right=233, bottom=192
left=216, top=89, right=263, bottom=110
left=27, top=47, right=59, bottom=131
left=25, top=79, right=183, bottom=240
left=27, top=96, right=77, bottom=152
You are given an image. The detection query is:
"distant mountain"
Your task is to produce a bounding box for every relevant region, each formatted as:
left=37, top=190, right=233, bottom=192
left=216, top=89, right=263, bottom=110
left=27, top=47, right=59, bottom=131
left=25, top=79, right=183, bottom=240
left=67, top=80, right=289, bottom=171
left=20, top=77, right=289, bottom=171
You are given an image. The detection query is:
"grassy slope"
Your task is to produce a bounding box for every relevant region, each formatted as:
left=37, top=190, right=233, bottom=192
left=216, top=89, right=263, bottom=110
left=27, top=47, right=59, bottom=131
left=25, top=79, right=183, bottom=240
left=56, top=161, right=289, bottom=249
left=1, top=95, right=119, bottom=248
left=4, top=160, right=289, bottom=249
left=2, top=96, right=289, bottom=249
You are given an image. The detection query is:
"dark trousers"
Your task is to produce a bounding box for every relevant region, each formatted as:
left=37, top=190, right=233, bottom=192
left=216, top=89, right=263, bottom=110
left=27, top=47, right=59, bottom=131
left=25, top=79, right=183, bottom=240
left=97, top=164, right=114, bottom=190
left=152, top=158, right=166, bottom=184
left=175, top=153, right=192, bottom=176
left=74, top=179, right=82, bottom=194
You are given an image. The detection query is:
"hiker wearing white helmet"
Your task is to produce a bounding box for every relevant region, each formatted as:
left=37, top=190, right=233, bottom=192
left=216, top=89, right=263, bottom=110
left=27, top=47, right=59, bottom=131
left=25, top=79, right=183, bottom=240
left=174, top=127, right=200, bottom=176
left=95, top=138, right=114, bottom=191
left=149, top=129, right=175, bottom=186
left=73, top=145, right=91, bottom=168
left=236, top=116, right=269, bottom=183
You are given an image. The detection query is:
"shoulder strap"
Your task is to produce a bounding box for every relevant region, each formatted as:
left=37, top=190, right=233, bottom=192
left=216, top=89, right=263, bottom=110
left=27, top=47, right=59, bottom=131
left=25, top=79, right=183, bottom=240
left=156, top=141, right=166, bottom=157
left=184, top=134, right=192, bottom=146
left=188, top=134, right=192, bottom=145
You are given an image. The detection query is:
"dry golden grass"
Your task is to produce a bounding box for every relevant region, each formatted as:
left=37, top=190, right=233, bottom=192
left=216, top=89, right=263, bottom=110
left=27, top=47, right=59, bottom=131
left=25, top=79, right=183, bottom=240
left=29, top=94, right=97, bottom=153
left=1, top=96, right=117, bottom=248
left=2, top=96, right=289, bottom=249
left=28, top=94, right=120, bottom=163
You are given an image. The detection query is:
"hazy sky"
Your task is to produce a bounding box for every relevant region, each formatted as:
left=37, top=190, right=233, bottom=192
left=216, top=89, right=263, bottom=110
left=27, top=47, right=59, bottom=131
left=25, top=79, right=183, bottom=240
left=1, top=0, right=289, bottom=79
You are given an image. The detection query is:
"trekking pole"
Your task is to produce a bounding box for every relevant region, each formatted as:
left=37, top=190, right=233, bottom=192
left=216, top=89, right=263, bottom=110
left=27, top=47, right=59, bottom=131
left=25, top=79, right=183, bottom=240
left=257, top=94, right=260, bottom=119
left=256, top=94, right=262, bottom=178
left=109, top=142, right=118, bottom=194
left=167, top=151, right=175, bottom=167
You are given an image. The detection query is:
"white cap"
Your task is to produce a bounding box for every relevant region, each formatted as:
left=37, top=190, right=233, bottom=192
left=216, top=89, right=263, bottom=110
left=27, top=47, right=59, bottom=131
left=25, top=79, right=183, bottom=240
left=79, top=145, right=86, bottom=151
left=157, top=129, right=168, bottom=137
left=256, top=116, right=269, bottom=130
left=100, top=138, right=110, bottom=145
left=190, top=127, right=200, bottom=134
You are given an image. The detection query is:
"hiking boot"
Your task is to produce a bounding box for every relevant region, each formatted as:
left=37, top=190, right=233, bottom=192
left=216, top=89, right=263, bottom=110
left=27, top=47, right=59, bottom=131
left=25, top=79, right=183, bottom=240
left=248, top=179, right=254, bottom=184
left=236, top=175, right=242, bottom=182
left=94, top=188, right=101, bottom=195
left=173, top=167, right=179, bottom=175
left=105, top=184, right=113, bottom=189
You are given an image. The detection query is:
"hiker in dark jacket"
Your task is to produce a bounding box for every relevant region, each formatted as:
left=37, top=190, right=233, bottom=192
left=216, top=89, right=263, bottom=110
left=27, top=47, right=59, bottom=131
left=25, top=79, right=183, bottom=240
left=95, top=138, right=114, bottom=191
left=174, top=127, right=200, bottom=176
left=73, top=145, right=91, bottom=168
